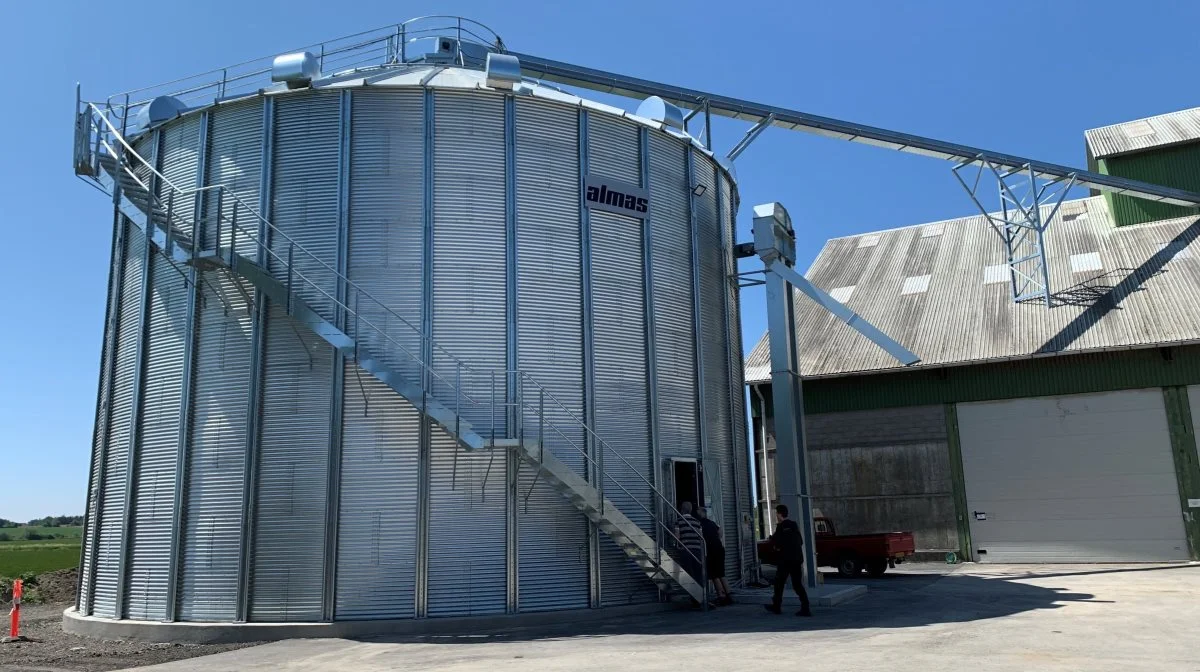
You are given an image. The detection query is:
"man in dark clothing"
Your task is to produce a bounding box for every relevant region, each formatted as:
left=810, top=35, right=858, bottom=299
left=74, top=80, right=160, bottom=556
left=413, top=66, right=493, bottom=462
left=698, top=507, right=732, bottom=605
left=764, top=504, right=812, bottom=617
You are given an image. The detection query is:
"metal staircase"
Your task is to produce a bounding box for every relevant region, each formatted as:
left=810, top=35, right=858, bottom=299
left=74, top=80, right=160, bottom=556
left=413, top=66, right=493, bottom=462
left=76, top=101, right=708, bottom=605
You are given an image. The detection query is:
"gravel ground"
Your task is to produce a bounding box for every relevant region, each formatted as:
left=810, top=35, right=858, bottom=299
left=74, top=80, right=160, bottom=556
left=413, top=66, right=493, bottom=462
left=0, top=602, right=260, bottom=671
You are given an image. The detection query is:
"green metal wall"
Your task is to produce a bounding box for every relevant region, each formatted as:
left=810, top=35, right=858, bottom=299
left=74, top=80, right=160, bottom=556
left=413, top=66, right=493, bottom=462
left=1098, top=142, right=1200, bottom=226
left=755, top=345, right=1200, bottom=415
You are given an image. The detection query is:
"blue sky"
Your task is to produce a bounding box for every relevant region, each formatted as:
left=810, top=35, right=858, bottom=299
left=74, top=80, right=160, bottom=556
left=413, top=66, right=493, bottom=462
left=2, top=0, right=1198, bottom=520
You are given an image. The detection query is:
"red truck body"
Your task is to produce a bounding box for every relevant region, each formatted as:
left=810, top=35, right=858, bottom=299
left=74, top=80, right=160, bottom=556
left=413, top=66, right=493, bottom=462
left=757, top=517, right=916, bottom=577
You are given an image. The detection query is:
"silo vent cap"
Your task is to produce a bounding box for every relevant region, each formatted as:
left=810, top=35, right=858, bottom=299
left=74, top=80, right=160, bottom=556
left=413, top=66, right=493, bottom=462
left=272, top=51, right=321, bottom=89
left=485, top=53, right=521, bottom=90
left=636, top=96, right=685, bottom=131
left=134, top=95, right=187, bottom=131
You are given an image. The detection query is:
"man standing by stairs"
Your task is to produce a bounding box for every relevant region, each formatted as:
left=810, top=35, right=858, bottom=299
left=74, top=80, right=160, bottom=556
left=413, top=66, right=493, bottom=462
left=764, top=504, right=813, bottom=617
left=675, top=502, right=706, bottom=589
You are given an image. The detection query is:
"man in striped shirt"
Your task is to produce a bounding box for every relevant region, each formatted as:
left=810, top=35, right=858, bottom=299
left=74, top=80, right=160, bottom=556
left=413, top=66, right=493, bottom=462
left=675, top=501, right=706, bottom=585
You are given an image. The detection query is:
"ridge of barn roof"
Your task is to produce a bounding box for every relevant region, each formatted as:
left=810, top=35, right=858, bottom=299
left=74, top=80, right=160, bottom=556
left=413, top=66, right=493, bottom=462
left=1086, top=106, right=1200, bottom=160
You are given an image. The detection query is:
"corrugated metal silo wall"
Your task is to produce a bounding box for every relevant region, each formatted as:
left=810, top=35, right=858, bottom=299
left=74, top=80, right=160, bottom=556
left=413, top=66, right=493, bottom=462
left=427, top=90, right=508, bottom=617
left=514, top=98, right=590, bottom=612
left=1099, top=143, right=1200, bottom=226
left=123, top=116, right=199, bottom=620
left=80, top=207, right=123, bottom=616
left=693, top=152, right=738, bottom=573
left=91, top=219, right=146, bottom=618
left=587, top=113, right=656, bottom=607
left=722, top=175, right=753, bottom=578
left=178, top=98, right=261, bottom=622
left=334, top=88, right=424, bottom=620
left=250, top=92, right=339, bottom=622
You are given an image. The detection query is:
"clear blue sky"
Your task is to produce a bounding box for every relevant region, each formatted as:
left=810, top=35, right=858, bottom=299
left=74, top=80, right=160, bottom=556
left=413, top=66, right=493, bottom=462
left=2, top=0, right=1198, bottom=521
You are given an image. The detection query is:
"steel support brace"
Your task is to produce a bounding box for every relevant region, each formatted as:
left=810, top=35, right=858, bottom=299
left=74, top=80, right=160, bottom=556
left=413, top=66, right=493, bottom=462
left=726, top=114, right=774, bottom=163
left=415, top=88, right=435, bottom=618
left=116, top=129, right=161, bottom=618
left=321, top=90, right=352, bottom=622
left=578, top=109, right=602, bottom=608
left=80, top=204, right=129, bottom=615
left=686, top=147, right=711, bottom=517
left=504, top=94, right=520, bottom=614
left=638, top=128, right=664, bottom=576
left=237, top=96, right=274, bottom=622
left=952, top=158, right=1076, bottom=307
left=165, top=111, right=209, bottom=622
left=755, top=203, right=818, bottom=589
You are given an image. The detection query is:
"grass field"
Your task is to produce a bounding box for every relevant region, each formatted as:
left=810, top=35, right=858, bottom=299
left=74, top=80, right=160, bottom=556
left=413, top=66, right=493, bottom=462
left=0, top=527, right=83, bottom=576
left=0, top=542, right=80, bottom=576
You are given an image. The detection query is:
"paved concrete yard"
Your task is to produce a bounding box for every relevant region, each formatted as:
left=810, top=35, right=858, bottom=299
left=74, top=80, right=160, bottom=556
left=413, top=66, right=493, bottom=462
left=124, top=564, right=1200, bottom=672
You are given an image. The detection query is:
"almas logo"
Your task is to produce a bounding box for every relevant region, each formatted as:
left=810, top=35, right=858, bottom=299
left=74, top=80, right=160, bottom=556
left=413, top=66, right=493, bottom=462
left=586, top=184, right=648, bottom=214
left=583, top=175, right=650, bottom=219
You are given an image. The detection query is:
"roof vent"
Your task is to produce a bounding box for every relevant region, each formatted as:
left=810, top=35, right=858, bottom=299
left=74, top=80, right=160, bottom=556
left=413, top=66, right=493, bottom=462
left=636, top=96, right=685, bottom=131
left=272, top=51, right=320, bottom=89
left=134, top=95, right=186, bottom=130
left=485, top=53, right=521, bottom=90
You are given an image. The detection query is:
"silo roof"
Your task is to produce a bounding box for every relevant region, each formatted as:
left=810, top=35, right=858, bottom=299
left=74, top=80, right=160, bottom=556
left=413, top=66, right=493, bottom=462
left=744, top=196, right=1200, bottom=383
left=1086, top=106, right=1200, bottom=160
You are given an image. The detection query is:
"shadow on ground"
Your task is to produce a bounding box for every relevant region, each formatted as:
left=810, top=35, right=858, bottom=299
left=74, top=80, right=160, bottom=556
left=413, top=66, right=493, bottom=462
left=350, top=565, right=1185, bottom=646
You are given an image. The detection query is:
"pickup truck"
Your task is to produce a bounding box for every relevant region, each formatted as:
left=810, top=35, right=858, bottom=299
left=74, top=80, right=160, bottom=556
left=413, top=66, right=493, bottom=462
left=757, top=516, right=916, bottom=577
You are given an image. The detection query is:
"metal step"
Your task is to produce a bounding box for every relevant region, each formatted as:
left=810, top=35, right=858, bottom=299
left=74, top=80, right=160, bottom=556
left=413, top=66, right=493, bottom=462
left=511, top=441, right=705, bottom=602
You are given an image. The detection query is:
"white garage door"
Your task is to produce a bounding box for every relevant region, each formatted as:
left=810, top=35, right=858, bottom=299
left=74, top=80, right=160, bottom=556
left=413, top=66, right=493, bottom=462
left=958, top=389, right=1188, bottom=563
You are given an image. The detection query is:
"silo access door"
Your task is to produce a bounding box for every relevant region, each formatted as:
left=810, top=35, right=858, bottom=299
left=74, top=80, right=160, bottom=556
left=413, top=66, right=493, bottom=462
left=666, top=458, right=705, bottom=513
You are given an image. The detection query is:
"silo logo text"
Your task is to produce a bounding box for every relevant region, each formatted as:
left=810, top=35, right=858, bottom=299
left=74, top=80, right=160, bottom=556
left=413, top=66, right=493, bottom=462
left=584, top=175, right=649, bottom=219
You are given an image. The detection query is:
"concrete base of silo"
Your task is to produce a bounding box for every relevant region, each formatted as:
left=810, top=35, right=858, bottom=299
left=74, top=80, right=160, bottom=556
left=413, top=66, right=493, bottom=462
left=61, top=601, right=684, bottom=644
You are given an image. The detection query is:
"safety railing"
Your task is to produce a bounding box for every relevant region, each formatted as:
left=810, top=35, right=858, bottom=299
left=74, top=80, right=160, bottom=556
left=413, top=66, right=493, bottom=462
left=91, top=16, right=505, bottom=130
left=78, top=98, right=709, bottom=602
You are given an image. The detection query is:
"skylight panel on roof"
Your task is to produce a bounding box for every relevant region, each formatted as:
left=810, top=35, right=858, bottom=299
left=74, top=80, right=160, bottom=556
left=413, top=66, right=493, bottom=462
left=857, top=234, right=880, bottom=248
left=1123, top=120, right=1156, bottom=138
left=983, top=264, right=1008, bottom=285
left=901, top=275, right=931, bottom=295
left=921, top=223, right=945, bottom=238
left=1070, top=252, right=1103, bottom=273
left=829, top=285, right=856, bottom=303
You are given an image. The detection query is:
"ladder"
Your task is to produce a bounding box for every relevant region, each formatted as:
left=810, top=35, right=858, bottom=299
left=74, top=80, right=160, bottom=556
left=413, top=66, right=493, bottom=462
left=76, top=101, right=708, bottom=605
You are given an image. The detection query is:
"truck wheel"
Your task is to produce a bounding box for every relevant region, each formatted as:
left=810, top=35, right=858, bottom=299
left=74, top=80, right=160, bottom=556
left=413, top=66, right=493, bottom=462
left=837, top=554, right=862, bottom=578
left=865, top=559, right=888, bottom=577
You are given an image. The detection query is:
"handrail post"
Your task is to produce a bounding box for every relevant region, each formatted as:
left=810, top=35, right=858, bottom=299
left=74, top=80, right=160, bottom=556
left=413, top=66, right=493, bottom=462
left=538, top=388, right=544, bottom=463
left=286, top=242, right=294, bottom=315
left=219, top=69, right=228, bottom=98
left=230, top=199, right=239, bottom=262
left=490, top=371, right=496, bottom=450
left=164, top=192, right=175, bottom=258
left=454, top=363, right=462, bottom=446
left=214, top=189, right=224, bottom=255
left=400, top=24, right=407, bottom=62
left=352, top=290, right=360, bottom=360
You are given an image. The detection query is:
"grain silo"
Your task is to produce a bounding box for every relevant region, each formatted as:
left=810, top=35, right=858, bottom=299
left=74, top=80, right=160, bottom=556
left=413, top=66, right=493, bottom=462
left=69, top=17, right=751, bottom=636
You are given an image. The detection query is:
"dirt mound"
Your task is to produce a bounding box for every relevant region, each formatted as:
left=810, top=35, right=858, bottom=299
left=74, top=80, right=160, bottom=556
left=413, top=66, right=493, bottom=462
left=32, top=567, right=78, bottom=603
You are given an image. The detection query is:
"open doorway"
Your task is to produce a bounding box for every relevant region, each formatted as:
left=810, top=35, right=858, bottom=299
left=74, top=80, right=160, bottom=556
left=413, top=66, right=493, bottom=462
left=670, top=458, right=704, bottom=514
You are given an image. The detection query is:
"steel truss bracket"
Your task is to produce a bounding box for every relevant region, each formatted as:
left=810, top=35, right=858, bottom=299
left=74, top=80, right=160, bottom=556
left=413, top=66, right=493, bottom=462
left=726, top=114, right=775, bottom=162
left=952, top=158, right=1077, bottom=307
